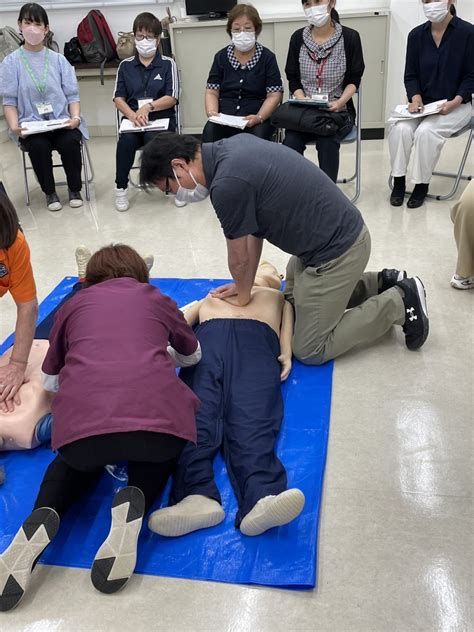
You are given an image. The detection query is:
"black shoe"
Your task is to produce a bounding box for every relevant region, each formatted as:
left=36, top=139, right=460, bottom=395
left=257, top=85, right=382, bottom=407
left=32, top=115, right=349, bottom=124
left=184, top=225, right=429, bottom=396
left=407, top=183, right=429, bottom=208
left=0, top=507, right=60, bottom=612
left=378, top=268, right=407, bottom=293
left=397, top=276, right=429, bottom=350
left=91, top=486, right=145, bottom=594
left=68, top=190, right=83, bottom=208
left=45, top=192, right=62, bottom=212
left=390, top=176, right=406, bottom=206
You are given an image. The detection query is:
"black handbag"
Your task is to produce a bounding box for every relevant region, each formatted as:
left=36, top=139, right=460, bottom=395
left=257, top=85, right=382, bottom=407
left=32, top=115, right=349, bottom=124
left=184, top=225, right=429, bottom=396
left=64, top=37, right=85, bottom=64
left=271, top=101, right=352, bottom=137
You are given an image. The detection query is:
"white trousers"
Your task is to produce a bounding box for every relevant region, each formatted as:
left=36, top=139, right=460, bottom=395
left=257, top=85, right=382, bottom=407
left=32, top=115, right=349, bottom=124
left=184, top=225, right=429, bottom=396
left=388, top=103, right=472, bottom=184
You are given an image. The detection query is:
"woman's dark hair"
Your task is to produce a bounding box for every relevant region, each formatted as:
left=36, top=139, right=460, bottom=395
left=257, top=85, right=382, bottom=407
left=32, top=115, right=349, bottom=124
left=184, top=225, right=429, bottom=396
left=84, top=244, right=149, bottom=287
left=301, top=1, right=340, bottom=24
left=450, top=4, right=457, bottom=16
left=133, top=12, right=162, bottom=38
left=226, top=4, right=263, bottom=38
left=140, top=132, right=201, bottom=186
left=0, top=192, right=20, bottom=250
left=18, top=3, right=49, bottom=27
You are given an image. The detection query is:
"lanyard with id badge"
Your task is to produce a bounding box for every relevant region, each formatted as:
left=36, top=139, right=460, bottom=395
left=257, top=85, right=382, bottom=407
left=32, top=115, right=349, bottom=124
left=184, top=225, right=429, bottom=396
left=311, top=55, right=330, bottom=106
left=19, top=47, right=53, bottom=116
left=137, top=65, right=154, bottom=110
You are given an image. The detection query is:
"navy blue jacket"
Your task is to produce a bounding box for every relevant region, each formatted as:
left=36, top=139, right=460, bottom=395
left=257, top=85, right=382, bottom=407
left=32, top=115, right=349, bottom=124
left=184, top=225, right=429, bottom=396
left=114, top=52, right=178, bottom=120
left=206, top=44, right=283, bottom=116
left=404, top=16, right=474, bottom=104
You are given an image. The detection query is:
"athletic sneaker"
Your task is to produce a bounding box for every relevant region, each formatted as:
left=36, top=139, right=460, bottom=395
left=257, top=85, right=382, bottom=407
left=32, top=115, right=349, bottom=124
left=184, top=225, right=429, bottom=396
left=68, top=190, right=83, bottom=208
left=90, top=486, right=144, bottom=594
left=378, top=268, right=407, bottom=294
left=450, top=274, right=474, bottom=290
left=115, top=187, right=129, bottom=212
left=397, top=276, right=429, bottom=350
left=75, top=245, right=92, bottom=279
left=46, top=192, right=62, bottom=212
left=0, top=507, right=60, bottom=612
left=148, top=494, right=225, bottom=537
left=239, top=489, right=305, bottom=537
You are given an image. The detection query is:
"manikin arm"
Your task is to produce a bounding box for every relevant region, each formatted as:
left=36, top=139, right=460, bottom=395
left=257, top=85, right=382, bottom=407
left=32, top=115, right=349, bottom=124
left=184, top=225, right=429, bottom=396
left=181, top=300, right=202, bottom=327
left=278, top=300, right=294, bottom=381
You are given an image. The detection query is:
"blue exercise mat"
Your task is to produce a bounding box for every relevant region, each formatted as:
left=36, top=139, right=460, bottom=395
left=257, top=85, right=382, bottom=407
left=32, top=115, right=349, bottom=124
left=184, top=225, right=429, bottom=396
left=0, top=277, right=333, bottom=589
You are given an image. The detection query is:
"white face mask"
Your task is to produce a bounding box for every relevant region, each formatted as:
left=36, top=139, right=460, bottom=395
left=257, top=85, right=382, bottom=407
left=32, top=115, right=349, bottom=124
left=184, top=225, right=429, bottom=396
left=232, top=31, right=256, bottom=53
left=172, top=168, right=209, bottom=205
left=305, top=4, right=331, bottom=28
left=423, top=1, right=450, bottom=23
left=135, top=38, right=157, bottom=58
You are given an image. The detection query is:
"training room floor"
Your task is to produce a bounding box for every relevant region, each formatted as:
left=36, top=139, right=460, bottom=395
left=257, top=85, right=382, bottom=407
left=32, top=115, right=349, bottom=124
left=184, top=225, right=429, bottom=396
left=0, top=135, right=472, bottom=632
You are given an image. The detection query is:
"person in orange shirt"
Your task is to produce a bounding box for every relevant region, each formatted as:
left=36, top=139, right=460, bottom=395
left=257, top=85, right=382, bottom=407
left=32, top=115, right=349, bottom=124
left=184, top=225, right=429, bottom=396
left=0, top=191, right=38, bottom=412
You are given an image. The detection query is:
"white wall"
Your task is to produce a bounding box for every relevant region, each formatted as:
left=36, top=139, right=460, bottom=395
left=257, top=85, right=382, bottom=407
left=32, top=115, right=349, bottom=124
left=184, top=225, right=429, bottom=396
left=0, top=0, right=472, bottom=133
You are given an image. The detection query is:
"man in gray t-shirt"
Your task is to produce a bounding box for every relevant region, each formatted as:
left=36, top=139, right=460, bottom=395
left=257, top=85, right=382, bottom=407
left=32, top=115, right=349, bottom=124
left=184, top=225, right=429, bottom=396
left=140, top=134, right=429, bottom=363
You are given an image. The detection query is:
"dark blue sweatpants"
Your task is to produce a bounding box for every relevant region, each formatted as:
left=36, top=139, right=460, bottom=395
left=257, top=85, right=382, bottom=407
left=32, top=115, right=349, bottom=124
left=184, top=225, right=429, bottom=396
left=170, top=319, right=287, bottom=526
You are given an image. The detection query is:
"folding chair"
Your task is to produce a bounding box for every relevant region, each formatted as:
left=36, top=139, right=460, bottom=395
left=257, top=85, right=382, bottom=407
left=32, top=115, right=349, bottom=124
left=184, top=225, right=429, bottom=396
left=388, top=115, right=473, bottom=201
left=21, top=140, right=94, bottom=207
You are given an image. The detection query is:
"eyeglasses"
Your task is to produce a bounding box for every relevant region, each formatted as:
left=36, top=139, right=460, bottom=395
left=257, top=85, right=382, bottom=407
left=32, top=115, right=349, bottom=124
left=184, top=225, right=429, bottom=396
left=165, top=176, right=171, bottom=195
left=135, top=34, right=156, bottom=42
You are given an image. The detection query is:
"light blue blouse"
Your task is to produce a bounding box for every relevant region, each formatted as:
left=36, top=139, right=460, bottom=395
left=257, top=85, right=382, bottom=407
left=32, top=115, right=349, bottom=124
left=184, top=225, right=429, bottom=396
left=0, top=47, right=89, bottom=139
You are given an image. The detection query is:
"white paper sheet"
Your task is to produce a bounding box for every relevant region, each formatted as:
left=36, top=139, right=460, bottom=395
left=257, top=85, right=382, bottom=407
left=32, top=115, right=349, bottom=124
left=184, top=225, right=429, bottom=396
left=208, top=114, right=248, bottom=130
left=20, top=119, right=70, bottom=136
left=388, top=99, right=447, bottom=122
left=119, top=118, right=170, bottom=133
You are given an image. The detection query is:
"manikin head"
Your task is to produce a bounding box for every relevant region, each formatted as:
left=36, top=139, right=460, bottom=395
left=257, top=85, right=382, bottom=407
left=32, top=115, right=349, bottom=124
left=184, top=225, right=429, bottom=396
left=253, top=262, right=283, bottom=290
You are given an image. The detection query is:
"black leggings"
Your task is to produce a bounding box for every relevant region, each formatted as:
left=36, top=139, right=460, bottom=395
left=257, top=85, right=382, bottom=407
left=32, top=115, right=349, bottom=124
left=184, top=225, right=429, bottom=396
left=20, top=128, right=83, bottom=195
left=34, top=431, right=186, bottom=516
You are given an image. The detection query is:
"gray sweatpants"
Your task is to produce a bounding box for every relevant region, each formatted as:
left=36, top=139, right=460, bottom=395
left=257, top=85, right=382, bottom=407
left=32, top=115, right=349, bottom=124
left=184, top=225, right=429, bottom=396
left=284, top=225, right=405, bottom=365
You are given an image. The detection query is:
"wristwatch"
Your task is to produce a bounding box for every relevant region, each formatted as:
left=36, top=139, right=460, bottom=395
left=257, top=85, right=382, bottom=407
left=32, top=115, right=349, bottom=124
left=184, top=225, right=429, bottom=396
left=148, top=102, right=154, bottom=111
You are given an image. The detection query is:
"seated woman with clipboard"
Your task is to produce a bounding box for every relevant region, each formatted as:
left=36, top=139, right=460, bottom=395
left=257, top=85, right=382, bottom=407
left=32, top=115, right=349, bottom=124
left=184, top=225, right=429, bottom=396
left=114, top=12, right=179, bottom=212
left=282, top=0, right=364, bottom=183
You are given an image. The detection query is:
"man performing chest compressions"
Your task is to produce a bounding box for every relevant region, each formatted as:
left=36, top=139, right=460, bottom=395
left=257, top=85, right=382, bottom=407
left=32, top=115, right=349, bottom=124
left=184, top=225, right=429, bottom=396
left=140, top=133, right=429, bottom=366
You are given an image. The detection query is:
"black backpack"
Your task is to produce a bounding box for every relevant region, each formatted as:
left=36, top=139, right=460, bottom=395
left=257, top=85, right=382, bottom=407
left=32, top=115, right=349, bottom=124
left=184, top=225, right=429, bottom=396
left=64, top=37, right=85, bottom=64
